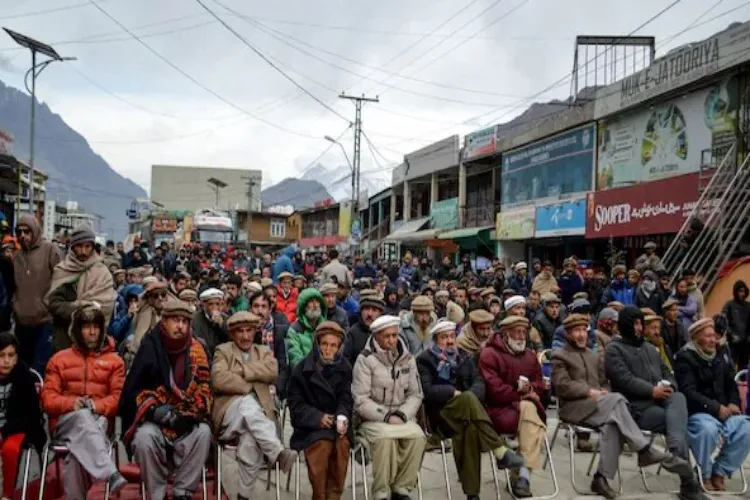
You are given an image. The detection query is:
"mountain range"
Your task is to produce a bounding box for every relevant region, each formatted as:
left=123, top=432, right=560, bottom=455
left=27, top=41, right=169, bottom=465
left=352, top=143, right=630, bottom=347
left=0, top=79, right=146, bottom=239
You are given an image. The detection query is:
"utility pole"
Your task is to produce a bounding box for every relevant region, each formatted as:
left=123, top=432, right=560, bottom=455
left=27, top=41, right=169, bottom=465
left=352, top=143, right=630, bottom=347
left=242, top=175, right=256, bottom=244
left=338, top=93, right=378, bottom=240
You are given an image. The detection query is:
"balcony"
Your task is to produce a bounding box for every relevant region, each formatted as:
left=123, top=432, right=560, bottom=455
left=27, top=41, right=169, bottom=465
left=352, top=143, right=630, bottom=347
left=463, top=203, right=499, bottom=228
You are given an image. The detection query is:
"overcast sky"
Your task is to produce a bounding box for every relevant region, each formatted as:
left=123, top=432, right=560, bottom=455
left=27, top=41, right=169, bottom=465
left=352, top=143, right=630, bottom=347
left=0, top=0, right=746, bottom=194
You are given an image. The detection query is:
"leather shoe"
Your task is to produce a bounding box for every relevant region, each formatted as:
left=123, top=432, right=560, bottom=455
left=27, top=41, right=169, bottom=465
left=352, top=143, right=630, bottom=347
left=661, top=453, right=693, bottom=478
left=710, top=475, right=726, bottom=491
left=637, top=446, right=669, bottom=467
left=391, top=493, right=411, bottom=500
left=590, top=473, right=617, bottom=499
left=510, top=477, right=532, bottom=498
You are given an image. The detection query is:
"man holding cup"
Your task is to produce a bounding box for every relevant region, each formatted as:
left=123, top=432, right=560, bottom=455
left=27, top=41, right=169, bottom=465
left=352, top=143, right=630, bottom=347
left=605, top=306, right=706, bottom=500
left=192, top=287, right=229, bottom=356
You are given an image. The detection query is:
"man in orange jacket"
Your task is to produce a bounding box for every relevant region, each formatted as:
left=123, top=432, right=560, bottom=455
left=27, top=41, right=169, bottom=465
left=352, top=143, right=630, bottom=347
left=41, top=304, right=127, bottom=497
left=276, top=271, right=299, bottom=324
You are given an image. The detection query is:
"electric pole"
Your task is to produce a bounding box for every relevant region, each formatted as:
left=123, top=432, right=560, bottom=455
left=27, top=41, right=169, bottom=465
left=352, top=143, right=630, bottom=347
left=242, top=175, right=257, bottom=245
left=338, top=93, right=378, bottom=241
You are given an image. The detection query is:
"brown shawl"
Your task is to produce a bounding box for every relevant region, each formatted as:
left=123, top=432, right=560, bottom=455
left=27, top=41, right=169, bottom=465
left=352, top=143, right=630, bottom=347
left=45, top=252, right=115, bottom=325
left=457, top=322, right=491, bottom=357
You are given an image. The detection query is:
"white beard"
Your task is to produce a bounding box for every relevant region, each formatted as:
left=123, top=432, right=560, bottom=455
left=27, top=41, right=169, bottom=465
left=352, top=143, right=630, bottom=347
left=508, top=339, right=526, bottom=353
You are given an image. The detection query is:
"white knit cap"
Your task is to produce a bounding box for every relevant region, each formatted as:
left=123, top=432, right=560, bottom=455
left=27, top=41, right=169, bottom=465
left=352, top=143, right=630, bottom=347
left=504, top=295, right=526, bottom=310
left=515, top=261, right=528, bottom=271
left=430, top=320, right=456, bottom=338
left=370, top=315, right=400, bottom=334
left=246, top=282, right=262, bottom=294
left=199, top=287, right=224, bottom=301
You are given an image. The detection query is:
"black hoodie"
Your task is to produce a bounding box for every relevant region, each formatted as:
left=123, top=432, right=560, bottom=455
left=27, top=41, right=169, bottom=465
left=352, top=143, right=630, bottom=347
left=605, top=306, right=675, bottom=413
left=721, top=280, right=750, bottom=344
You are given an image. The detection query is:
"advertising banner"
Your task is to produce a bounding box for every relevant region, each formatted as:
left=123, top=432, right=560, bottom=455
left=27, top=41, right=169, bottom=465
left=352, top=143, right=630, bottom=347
left=594, top=21, right=750, bottom=118
left=430, top=197, right=459, bottom=230
left=496, top=207, right=535, bottom=240
left=152, top=213, right=178, bottom=233
left=338, top=200, right=352, bottom=237
left=597, top=76, right=739, bottom=190
left=501, top=123, right=596, bottom=207
left=585, top=172, right=700, bottom=238
left=463, top=126, right=498, bottom=161
left=535, top=198, right=587, bottom=238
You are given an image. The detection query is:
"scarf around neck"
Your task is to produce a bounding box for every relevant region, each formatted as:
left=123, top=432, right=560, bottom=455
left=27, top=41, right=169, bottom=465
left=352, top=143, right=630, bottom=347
left=160, top=326, right=193, bottom=389
left=430, top=343, right=459, bottom=381
left=649, top=337, right=673, bottom=372
left=686, top=341, right=717, bottom=363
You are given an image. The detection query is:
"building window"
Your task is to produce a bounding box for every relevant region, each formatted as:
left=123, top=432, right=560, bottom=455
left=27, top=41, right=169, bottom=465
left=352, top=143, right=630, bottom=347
left=270, top=219, right=286, bottom=238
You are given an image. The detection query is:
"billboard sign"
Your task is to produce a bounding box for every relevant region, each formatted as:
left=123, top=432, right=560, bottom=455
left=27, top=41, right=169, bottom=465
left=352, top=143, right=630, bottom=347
left=535, top=198, right=586, bottom=238
left=502, top=123, right=595, bottom=207
left=496, top=207, right=535, bottom=240
left=430, top=197, right=458, bottom=230
left=594, top=21, right=750, bottom=118
left=463, top=125, right=498, bottom=161
left=585, top=172, right=700, bottom=238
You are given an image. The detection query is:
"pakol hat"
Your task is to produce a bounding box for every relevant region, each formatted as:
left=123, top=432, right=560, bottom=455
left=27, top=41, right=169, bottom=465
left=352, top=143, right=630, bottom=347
left=319, top=283, right=338, bottom=296
left=541, top=293, right=561, bottom=305
left=178, top=289, right=198, bottom=301
left=199, top=288, right=224, bottom=301
left=227, top=311, right=261, bottom=330
left=499, top=315, right=529, bottom=330
left=480, top=287, right=495, bottom=298
left=468, top=309, right=494, bottom=324
left=411, top=295, right=434, bottom=313
left=161, top=297, right=193, bottom=320
left=278, top=271, right=293, bottom=280
left=688, top=317, right=714, bottom=339
left=315, top=320, right=345, bottom=342
left=563, top=313, right=589, bottom=330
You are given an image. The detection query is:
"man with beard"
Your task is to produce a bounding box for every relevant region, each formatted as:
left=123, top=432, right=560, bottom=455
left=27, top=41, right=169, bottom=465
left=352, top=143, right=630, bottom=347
left=45, top=225, right=115, bottom=353
left=343, top=290, right=384, bottom=364
left=457, top=309, right=495, bottom=358
left=558, top=258, right=583, bottom=306
left=320, top=282, right=349, bottom=330
left=510, top=262, right=532, bottom=297
left=606, top=306, right=706, bottom=500
left=192, top=288, right=228, bottom=356
left=532, top=261, right=558, bottom=297
left=635, top=241, right=664, bottom=275
left=531, top=294, right=561, bottom=351
left=226, top=273, right=249, bottom=314
left=454, top=285, right=469, bottom=312
left=672, top=275, right=699, bottom=332
left=434, top=289, right=449, bottom=319
left=167, top=271, right=190, bottom=300
left=13, top=214, right=61, bottom=372
left=399, top=295, right=437, bottom=356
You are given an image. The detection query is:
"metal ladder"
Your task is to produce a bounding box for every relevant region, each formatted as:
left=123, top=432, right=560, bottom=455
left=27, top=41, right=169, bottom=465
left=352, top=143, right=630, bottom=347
left=661, top=143, right=750, bottom=294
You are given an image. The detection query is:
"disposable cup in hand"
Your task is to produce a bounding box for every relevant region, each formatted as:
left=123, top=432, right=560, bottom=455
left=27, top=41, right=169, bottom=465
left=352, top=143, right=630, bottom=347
left=336, top=415, right=348, bottom=433
left=658, top=380, right=672, bottom=388
left=518, top=375, right=529, bottom=391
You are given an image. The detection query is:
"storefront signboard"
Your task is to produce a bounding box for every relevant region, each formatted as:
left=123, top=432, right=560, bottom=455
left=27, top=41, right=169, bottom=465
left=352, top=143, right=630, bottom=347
left=597, top=77, right=738, bottom=189
left=585, top=172, right=700, bottom=238
left=535, top=198, right=587, bottom=238
left=496, top=207, right=535, bottom=240
left=430, top=197, right=459, bottom=230
left=463, top=125, right=498, bottom=161
left=501, top=123, right=596, bottom=207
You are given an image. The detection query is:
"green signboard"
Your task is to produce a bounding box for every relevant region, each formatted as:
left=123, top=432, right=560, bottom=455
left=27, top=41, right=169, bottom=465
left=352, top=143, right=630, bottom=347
left=430, top=197, right=459, bottom=230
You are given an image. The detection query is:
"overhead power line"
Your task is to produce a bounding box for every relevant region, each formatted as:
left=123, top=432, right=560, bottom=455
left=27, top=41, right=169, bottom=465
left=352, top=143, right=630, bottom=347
left=85, top=0, right=323, bottom=140
left=0, top=1, right=105, bottom=21
left=193, top=0, right=349, bottom=122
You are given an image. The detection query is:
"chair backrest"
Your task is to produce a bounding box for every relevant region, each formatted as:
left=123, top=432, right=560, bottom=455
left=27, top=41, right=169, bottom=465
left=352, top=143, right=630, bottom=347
left=29, top=367, right=43, bottom=395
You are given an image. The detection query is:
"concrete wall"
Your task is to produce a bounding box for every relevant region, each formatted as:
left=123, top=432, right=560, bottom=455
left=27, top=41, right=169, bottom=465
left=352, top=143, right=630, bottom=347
left=150, top=165, right=262, bottom=212
left=403, top=135, right=460, bottom=181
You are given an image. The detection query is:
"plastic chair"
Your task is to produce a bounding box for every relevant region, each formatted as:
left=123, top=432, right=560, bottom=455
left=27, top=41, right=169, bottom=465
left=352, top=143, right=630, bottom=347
left=216, top=439, right=280, bottom=500
left=546, top=421, right=621, bottom=496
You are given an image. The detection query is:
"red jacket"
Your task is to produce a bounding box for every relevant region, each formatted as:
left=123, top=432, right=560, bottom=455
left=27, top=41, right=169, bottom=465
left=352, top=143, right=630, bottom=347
left=478, top=334, right=547, bottom=434
left=276, top=285, right=299, bottom=324
left=41, top=336, right=125, bottom=432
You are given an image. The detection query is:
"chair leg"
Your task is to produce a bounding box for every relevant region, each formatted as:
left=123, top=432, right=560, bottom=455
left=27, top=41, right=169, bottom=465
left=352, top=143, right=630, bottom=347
left=294, top=454, right=301, bottom=500
left=286, top=454, right=294, bottom=491
left=141, top=482, right=147, bottom=499
left=586, top=440, right=599, bottom=476
left=275, top=461, right=281, bottom=500
left=439, top=439, right=452, bottom=500
left=350, top=448, right=357, bottom=500
left=543, top=421, right=561, bottom=470
left=202, top=465, right=207, bottom=500
left=542, top=434, right=560, bottom=500
left=416, top=471, right=423, bottom=500
left=20, top=448, right=33, bottom=500
left=567, top=426, right=587, bottom=495
left=37, top=444, right=50, bottom=500
left=216, top=444, right=223, bottom=500
left=360, top=446, right=369, bottom=500
left=488, top=451, right=502, bottom=500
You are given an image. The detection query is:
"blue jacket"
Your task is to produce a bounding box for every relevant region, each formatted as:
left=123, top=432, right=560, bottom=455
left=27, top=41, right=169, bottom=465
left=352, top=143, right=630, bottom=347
left=605, top=279, right=635, bottom=306
left=272, top=246, right=296, bottom=283
left=510, top=274, right=533, bottom=297
left=558, top=273, right=583, bottom=305
left=671, top=292, right=698, bottom=332
left=109, top=283, right=143, bottom=342
left=338, top=296, right=360, bottom=317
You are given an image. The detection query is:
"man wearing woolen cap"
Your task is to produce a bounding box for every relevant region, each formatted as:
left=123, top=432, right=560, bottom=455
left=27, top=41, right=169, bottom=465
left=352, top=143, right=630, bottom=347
left=417, top=320, right=523, bottom=500
left=352, top=315, right=424, bottom=500
left=343, top=289, right=384, bottom=365
left=457, top=308, right=495, bottom=358
left=320, top=282, right=349, bottom=331
left=399, top=295, right=437, bottom=356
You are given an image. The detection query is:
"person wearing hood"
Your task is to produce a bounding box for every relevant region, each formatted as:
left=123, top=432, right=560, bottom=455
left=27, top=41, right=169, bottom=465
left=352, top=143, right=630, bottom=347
left=552, top=314, right=673, bottom=499
left=457, top=309, right=495, bottom=358
left=272, top=245, right=296, bottom=283
left=603, top=265, right=635, bottom=307
left=531, top=261, right=558, bottom=297
left=671, top=274, right=699, bottom=333
left=417, top=320, right=524, bottom=500
left=321, top=249, right=351, bottom=287
left=605, top=306, right=705, bottom=500
left=399, top=295, right=438, bottom=356
left=42, top=304, right=127, bottom=498
left=119, top=298, right=213, bottom=500
left=558, top=258, right=583, bottom=306
left=343, top=290, right=384, bottom=364
left=45, top=225, right=115, bottom=354
left=212, top=311, right=298, bottom=498
left=674, top=317, right=750, bottom=492
left=510, top=261, right=533, bottom=297
left=109, top=283, right=144, bottom=344
left=123, top=280, right=167, bottom=358
left=286, top=288, right=327, bottom=366
left=288, top=321, right=353, bottom=500
left=383, top=283, right=400, bottom=316
left=721, top=279, right=750, bottom=368
left=352, top=315, right=425, bottom=500
left=531, top=293, right=562, bottom=350
left=0, top=332, right=47, bottom=500
left=13, top=213, right=61, bottom=373
left=191, top=287, right=229, bottom=356
left=479, top=316, right=547, bottom=498
left=320, top=282, right=349, bottom=330
left=634, top=270, right=663, bottom=312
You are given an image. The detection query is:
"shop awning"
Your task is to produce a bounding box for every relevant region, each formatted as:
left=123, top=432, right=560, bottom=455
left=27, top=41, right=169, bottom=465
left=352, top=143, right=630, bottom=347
left=385, top=217, right=435, bottom=241
left=438, top=225, right=493, bottom=240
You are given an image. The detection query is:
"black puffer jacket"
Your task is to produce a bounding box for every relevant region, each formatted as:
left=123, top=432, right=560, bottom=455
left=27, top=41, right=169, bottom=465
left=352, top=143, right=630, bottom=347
left=416, top=348, right=485, bottom=437
left=674, top=344, right=739, bottom=418
left=2, top=360, right=46, bottom=452
left=605, top=306, right=675, bottom=415
left=343, top=320, right=371, bottom=365
left=721, top=280, right=750, bottom=344
left=532, top=312, right=560, bottom=350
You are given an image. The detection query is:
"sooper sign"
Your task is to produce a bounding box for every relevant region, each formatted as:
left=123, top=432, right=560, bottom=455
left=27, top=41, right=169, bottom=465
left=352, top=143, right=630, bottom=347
left=597, top=76, right=739, bottom=189
left=501, top=123, right=596, bottom=207
left=585, top=172, right=700, bottom=238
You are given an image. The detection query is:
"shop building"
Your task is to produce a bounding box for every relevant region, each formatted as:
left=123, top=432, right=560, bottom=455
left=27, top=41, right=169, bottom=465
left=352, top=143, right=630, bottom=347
left=292, top=199, right=352, bottom=252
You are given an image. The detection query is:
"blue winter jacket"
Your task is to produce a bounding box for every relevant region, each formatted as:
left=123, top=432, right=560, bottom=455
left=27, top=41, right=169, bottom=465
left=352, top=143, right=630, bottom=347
left=558, top=273, right=583, bottom=305
left=510, top=275, right=533, bottom=297
left=605, top=279, right=636, bottom=306
left=109, top=283, right=143, bottom=342
left=272, top=246, right=296, bottom=283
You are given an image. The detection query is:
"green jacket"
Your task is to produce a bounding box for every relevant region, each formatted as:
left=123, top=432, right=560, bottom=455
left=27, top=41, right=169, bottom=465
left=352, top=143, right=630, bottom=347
left=286, top=288, right=327, bottom=366
left=229, top=294, right=249, bottom=315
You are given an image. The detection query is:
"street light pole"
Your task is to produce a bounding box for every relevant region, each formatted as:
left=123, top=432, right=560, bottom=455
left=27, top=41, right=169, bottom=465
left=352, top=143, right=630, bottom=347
left=3, top=28, right=75, bottom=223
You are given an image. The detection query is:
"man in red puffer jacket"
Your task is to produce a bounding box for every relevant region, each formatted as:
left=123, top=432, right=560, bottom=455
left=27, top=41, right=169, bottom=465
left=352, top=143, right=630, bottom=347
left=276, top=271, right=299, bottom=324
left=42, top=305, right=127, bottom=497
